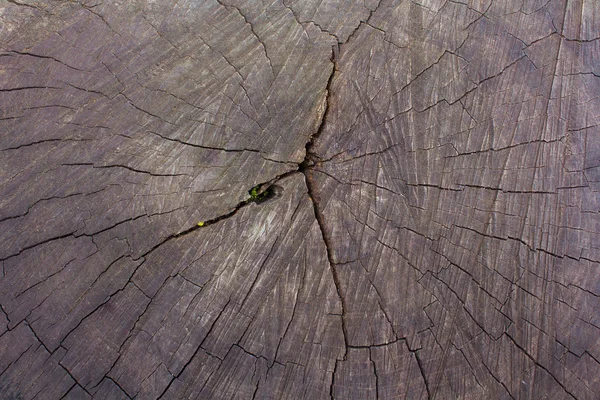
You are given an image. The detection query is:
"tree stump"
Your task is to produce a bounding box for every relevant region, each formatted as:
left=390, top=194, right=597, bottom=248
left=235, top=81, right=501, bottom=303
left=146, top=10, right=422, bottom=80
left=1, top=0, right=599, bottom=398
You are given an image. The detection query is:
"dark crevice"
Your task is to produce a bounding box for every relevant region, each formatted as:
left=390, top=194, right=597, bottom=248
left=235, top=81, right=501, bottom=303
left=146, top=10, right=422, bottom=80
left=344, top=0, right=384, bottom=45
left=119, top=92, right=175, bottom=124
left=0, top=168, right=295, bottom=301
left=252, top=378, right=261, bottom=400
left=5, top=50, right=86, bottom=71
left=1, top=138, right=92, bottom=152
left=300, top=142, right=352, bottom=355
left=347, top=337, right=406, bottom=350
left=234, top=343, right=270, bottom=364
left=238, top=239, right=278, bottom=310
left=0, top=192, right=83, bottom=223
left=101, top=290, right=153, bottom=392
left=415, top=351, right=432, bottom=399
left=156, top=298, right=232, bottom=399
left=58, top=383, right=79, bottom=400
left=0, top=304, right=11, bottom=326
left=505, top=333, right=577, bottom=399
left=369, top=349, right=380, bottom=400
left=58, top=362, right=94, bottom=398
left=0, top=232, right=76, bottom=262
left=56, top=281, right=138, bottom=353
left=296, top=30, right=351, bottom=378
left=214, top=0, right=275, bottom=74
left=14, top=258, right=77, bottom=299
left=479, top=358, right=515, bottom=399
left=5, top=0, right=44, bottom=10
left=104, top=377, right=133, bottom=399
left=329, top=359, right=339, bottom=399
left=24, top=322, right=51, bottom=354
left=281, top=0, right=341, bottom=44
left=60, top=162, right=187, bottom=178
left=136, top=170, right=296, bottom=261
left=299, top=48, right=336, bottom=170
left=73, top=1, right=121, bottom=38
left=0, top=86, right=62, bottom=92
left=0, top=343, right=35, bottom=378
left=146, top=129, right=272, bottom=156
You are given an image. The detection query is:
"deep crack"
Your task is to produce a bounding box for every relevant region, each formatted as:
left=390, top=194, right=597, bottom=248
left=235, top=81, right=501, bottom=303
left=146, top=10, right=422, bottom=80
left=135, top=169, right=297, bottom=262
left=297, top=46, right=350, bottom=359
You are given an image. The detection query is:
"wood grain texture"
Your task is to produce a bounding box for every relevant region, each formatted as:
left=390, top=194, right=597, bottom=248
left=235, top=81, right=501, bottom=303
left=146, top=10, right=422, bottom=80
left=0, top=0, right=599, bottom=399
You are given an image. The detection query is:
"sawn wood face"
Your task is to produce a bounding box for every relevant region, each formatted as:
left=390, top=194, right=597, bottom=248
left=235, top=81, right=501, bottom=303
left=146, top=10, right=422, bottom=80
left=1, top=0, right=598, bottom=398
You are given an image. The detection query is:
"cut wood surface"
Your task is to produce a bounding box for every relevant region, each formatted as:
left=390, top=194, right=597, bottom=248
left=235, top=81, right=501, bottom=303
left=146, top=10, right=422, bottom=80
left=1, top=0, right=599, bottom=399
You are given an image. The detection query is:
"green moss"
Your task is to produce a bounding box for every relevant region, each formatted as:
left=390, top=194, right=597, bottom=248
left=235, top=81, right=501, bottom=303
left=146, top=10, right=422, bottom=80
left=249, top=186, right=260, bottom=199
left=248, top=184, right=272, bottom=203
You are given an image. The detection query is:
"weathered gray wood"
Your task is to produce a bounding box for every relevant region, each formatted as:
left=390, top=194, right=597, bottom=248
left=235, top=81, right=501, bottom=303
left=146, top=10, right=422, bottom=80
left=1, top=0, right=599, bottom=399
left=307, top=0, right=600, bottom=398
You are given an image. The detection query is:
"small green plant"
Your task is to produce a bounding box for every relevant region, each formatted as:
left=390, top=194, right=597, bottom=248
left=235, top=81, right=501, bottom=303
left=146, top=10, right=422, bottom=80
left=197, top=221, right=205, bottom=227
left=249, top=186, right=261, bottom=200
left=248, top=184, right=276, bottom=203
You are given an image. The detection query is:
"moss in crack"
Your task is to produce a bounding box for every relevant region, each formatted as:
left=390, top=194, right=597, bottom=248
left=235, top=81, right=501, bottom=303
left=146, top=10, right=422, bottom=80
left=248, top=184, right=282, bottom=204
left=192, top=183, right=283, bottom=231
